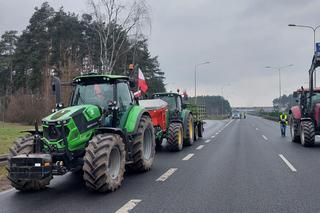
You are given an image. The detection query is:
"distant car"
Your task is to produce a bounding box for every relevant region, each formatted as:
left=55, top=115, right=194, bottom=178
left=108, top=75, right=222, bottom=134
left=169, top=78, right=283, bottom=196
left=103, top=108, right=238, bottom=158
left=232, top=112, right=241, bottom=119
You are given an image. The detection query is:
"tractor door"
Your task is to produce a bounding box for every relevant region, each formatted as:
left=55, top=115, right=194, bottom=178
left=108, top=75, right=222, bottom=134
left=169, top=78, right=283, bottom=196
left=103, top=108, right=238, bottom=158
left=117, top=82, right=134, bottom=128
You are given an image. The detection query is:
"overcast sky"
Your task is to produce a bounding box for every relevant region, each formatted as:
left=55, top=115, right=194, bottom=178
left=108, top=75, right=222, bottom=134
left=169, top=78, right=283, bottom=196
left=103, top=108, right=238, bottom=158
left=1, top=0, right=320, bottom=107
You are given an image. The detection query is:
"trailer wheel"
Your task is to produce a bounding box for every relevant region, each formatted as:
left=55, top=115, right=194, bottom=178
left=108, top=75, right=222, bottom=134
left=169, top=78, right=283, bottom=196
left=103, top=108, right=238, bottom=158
left=290, top=118, right=300, bottom=143
left=167, top=123, right=184, bottom=152
left=83, top=134, right=125, bottom=192
left=184, top=114, right=195, bottom=146
left=127, top=115, right=155, bottom=172
left=194, top=124, right=198, bottom=141
left=8, top=135, right=52, bottom=191
left=198, top=123, right=204, bottom=138
left=300, top=120, right=315, bottom=147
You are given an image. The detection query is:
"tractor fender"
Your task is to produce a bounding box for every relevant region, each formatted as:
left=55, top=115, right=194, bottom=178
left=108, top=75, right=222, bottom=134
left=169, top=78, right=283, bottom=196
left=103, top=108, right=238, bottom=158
left=290, top=106, right=301, bottom=120
left=181, top=109, right=192, bottom=138
left=95, top=127, right=127, bottom=143
left=124, top=106, right=151, bottom=134
left=314, top=103, right=320, bottom=128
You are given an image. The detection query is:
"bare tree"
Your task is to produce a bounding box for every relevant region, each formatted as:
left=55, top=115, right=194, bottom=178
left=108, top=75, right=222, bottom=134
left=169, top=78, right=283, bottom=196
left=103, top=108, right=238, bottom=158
left=88, top=0, right=151, bottom=74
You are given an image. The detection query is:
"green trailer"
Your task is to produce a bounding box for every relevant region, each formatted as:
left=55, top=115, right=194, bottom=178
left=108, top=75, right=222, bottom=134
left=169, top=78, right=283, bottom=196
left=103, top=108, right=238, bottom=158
left=184, top=103, right=206, bottom=139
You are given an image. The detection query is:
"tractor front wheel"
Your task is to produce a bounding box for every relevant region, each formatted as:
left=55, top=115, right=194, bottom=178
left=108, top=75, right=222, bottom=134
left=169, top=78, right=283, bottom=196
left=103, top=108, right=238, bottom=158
left=8, top=135, right=52, bottom=191
left=83, top=134, right=125, bottom=192
left=128, top=115, right=155, bottom=172
left=167, top=123, right=184, bottom=152
left=290, top=118, right=300, bottom=143
left=300, top=121, right=315, bottom=147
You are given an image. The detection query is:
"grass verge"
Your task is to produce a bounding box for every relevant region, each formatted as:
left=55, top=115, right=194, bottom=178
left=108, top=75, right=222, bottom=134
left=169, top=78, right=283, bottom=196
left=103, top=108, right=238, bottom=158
left=0, top=122, right=32, bottom=155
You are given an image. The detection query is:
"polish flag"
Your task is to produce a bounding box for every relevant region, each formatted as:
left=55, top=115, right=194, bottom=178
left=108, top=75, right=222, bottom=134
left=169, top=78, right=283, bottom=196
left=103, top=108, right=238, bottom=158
left=138, top=69, right=148, bottom=93
left=134, top=90, right=142, bottom=97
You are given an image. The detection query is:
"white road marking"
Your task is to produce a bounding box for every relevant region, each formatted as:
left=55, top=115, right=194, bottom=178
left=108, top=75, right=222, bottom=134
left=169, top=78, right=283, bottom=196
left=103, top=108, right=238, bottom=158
left=182, top=153, right=194, bottom=161
left=205, top=139, right=211, bottom=143
left=256, top=128, right=259, bottom=130
left=216, top=132, right=219, bottom=135
left=0, top=188, right=14, bottom=196
left=211, top=135, right=215, bottom=139
left=196, top=145, right=205, bottom=150
left=262, top=135, right=268, bottom=141
left=116, top=199, right=142, bottom=213
left=279, top=154, right=297, bottom=172
left=156, top=168, right=177, bottom=182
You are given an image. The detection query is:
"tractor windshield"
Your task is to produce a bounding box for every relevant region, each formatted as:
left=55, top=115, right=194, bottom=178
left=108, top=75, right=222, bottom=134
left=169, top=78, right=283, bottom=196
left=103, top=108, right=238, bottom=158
left=71, top=83, right=114, bottom=109
left=158, top=96, right=177, bottom=111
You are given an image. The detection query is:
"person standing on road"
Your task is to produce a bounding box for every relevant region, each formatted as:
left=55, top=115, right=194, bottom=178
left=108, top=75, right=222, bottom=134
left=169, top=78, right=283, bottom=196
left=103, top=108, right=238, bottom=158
left=279, top=113, right=288, bottom=137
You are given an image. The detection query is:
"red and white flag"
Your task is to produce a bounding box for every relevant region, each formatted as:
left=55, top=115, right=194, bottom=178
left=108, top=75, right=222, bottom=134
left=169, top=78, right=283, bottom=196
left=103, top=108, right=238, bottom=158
left=138, top=69, right=148, bottom=93
left=134, top=90, right=142, bottom=97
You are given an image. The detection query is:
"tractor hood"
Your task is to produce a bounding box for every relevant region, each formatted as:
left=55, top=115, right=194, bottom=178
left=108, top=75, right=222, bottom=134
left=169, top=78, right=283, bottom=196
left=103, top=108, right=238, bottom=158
left=42, top=105, right=102, bottom=124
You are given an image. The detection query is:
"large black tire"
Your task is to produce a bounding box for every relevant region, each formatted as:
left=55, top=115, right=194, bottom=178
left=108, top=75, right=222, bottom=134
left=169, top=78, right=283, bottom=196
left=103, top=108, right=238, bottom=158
left=7, top=135, right=52, bottom=191
left=83, top=134, right=125, bottom=192
left=198, top=123, right=204, bottom=138
left=290, top=118, right=300, bottom=143
left=127, top=115, right=155, bottom=172
left=300, top=121, right=315, bottom=147
left=184, top=114, right=195, bottom=146
left=194, top=124, right=198, bottom=141
left=167, top=123, right=183, bottom=152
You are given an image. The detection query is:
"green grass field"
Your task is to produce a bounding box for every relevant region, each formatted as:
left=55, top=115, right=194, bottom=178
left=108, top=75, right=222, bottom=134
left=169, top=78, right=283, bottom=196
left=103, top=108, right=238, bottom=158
left=0, top=122, right=32, bottom=155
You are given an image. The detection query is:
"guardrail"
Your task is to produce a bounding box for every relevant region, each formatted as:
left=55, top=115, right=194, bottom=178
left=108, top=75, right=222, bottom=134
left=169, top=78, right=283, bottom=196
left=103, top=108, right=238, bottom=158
left=0, top=154, right=8, bottom=166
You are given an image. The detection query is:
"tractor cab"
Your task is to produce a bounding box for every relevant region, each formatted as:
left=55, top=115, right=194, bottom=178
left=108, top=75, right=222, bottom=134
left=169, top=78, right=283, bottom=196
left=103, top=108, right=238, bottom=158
left=152, top=92, right=184, bottom=121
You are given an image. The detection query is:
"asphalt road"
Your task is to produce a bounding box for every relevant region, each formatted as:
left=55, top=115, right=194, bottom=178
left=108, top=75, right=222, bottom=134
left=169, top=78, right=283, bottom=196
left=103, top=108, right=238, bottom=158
left=2, top=116, right=320, bottom=212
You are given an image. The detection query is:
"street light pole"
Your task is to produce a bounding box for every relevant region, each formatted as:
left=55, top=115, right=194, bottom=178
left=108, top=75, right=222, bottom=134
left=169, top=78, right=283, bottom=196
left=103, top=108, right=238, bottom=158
left=265, top=64, right=293, bottom=110
left=194, top=61, right=210, bottom=105
left=288, top=24, right=320, bottom=86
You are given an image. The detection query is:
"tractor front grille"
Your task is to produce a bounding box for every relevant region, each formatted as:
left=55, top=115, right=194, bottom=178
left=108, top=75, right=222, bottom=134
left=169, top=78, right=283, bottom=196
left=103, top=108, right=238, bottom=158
left=43, top=125, right=69, bottom=141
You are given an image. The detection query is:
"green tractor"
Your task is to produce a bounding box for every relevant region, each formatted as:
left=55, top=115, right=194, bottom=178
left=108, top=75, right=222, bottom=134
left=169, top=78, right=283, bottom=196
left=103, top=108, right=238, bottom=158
left=8, top=74, right=156, bottom=192
left=152, top=92, right=204, bottom=151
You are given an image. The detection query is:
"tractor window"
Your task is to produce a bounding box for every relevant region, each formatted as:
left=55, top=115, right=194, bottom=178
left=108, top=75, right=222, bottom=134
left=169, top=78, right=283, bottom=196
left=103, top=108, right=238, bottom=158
left=117, top=82, right=133, bottom=112
left=71, top=83, right=114, bottom=109
left=177, top=96, right=182, bottom=111
left=158, top=96, right=176, bottom=111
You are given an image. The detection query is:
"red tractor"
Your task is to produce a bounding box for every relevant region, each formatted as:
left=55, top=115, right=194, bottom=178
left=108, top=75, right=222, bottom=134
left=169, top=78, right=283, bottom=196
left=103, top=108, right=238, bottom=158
left=289, top=55, right=320, bottom=147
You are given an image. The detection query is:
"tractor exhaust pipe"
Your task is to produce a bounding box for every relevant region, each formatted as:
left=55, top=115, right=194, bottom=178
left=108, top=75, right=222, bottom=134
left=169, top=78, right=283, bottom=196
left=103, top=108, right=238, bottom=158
left=52, top=76, right=62, bottom=109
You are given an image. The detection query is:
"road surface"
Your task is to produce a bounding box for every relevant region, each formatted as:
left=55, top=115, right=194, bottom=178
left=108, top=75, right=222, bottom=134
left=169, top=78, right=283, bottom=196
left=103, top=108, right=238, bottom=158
left=1, top=115, right=320, bottom=213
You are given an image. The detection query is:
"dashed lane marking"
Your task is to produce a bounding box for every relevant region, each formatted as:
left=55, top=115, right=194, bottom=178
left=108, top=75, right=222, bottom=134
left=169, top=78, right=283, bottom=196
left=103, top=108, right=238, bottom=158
left=116, top=199, right=142, bottom=213
left=196, top=145, right=205, bottom=150
left=256, top=128, right=259, bottom=130
left=205, top=139, right=211, bottom=143
left=279, top=154, right=297, bottom=172
left=262, top=135, right=268, bottom=141
left=211, top=135, right=215, bottom=139
left=156, top=168, right=177, bottom=182
left=182, top=153, right=194, bottom=161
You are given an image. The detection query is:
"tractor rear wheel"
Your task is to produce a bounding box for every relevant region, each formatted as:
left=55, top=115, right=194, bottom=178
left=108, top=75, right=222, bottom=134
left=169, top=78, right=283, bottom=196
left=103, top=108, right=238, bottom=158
left=290, top=118, right=300, bottom=143
left=184, top=114, right=195, bottom=146
left=198, top=123, right=204, bottom=138
left=8, top=135, right=52, bottom=191
left=128, top=115, right=155, bottom=172
left=300, top=121, right=315, bottom=147
left=83, top=134, right=125, bottom=192
left=167, top=122, right=184, bottom=152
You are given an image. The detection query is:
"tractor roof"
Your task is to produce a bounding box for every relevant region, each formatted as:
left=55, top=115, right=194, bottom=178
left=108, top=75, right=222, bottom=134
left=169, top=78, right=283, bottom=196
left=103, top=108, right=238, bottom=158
left=296, top=87, right=320, bottom=93
left=73, top=74, right=129, bottom=84
left=153, top=92, right=180, bottom=97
